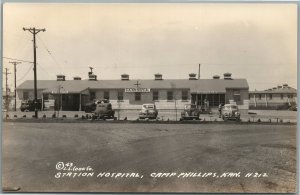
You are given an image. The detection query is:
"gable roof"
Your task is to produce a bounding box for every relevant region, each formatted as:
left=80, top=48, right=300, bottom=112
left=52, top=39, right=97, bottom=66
left=17, top=79, right=249, bottom=94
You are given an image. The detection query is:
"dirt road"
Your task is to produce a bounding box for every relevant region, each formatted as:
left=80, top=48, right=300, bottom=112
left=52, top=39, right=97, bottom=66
left=2, top=122, right=296, bottom=193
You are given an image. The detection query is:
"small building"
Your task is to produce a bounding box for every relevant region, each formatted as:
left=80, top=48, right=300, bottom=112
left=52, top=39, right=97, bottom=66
left=16, top=72, right=250, bottom=112
left=249, top=84, right=297, bottom=110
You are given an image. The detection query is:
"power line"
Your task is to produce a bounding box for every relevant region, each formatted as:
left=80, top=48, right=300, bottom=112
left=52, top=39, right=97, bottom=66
left=17, top=64, right=34, bottom=82
left=37, top=34, right=63, bottom=70
left=3, top=57, right=34, bottom=64
left=36, top=63, right=55, bottom=78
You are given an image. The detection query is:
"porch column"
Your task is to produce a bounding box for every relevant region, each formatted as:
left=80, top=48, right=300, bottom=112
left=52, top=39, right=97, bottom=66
left=79, top=93, right=82, bottom=111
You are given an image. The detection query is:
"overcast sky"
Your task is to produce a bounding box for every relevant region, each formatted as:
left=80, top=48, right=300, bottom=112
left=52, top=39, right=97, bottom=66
left=3, top=3, right=297, bottom=91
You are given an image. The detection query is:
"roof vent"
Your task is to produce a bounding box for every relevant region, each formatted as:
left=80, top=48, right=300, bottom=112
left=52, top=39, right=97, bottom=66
left=154, top=73, right=163, bottom=80
left=73, top=76, right=81, bottom=80
left=213, top=75, right=220, bottom=79
left=283, top=84, right=288, bottom=88
left=189, top=73, right=197, bottom=80
left=277, top=85, right=282, bottom=89
left=121, top=74, right=129, bottom=81
left=272, top=87, right=277, bottom=90
left=57, top=74, right=65, bottom=81
left=89, top=74, right=97, bottom=81
left=223, top=73, right=232, bottom=80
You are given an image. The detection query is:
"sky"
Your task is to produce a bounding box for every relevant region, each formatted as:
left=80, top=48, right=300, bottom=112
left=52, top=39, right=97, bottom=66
left=2, top=3, right=297, bottom=91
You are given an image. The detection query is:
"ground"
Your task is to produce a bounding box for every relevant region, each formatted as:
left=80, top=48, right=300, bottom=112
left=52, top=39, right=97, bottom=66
left=2, top=122, right=296, bottom=193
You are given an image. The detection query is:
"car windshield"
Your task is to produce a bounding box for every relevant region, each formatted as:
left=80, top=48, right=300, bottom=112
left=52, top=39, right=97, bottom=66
left=231, top=105, right=238, bottom=109
left=143, top=105, right=155, bottom=109
left=225, top=105, right=237, bottom=110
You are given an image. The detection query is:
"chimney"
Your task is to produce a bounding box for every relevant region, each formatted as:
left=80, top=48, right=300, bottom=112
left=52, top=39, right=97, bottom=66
left=89, top=74, right=97, bottom=81
left=121, top=74, right=129, bottom=81
left=73, top=76, right=81, bottom=80
left=213, top=75, right=220, bottom=79
left=154, top=73, right=163, bottom=80
left=57, top=74, right=65, bottom=81
left=189, top=73, right=197, bottom=80
left=223, top=73, right=232, bottom=80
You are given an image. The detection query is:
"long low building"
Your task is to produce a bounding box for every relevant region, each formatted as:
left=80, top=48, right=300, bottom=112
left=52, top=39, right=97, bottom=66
left=249, top=84, right=297, bottom=110
left=16, top=72, right=250, bottom=112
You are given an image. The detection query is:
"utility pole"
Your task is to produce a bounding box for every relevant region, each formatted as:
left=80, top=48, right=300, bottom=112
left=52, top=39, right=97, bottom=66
left=4, top=68, right=11, bottom=113
left=9, top=61, right=21, bottom=111
left=23, top=27, right=46, bottom=118
left=198, top=64, right=201, bottom=80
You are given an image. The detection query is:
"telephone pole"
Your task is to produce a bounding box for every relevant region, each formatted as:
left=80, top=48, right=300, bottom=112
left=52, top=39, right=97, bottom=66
left=9, top=61, right=21, bottom=111
left=23, top=27, right=46, bottom=118
left=4, top=68, right=11, bottom=112
left=198, top=64, right=201, bottom=80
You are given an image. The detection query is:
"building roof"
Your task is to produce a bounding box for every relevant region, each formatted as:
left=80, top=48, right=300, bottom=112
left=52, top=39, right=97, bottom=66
left=250, top=87, right=297, bottom=94
left=17, top=79, right=249, bottom=94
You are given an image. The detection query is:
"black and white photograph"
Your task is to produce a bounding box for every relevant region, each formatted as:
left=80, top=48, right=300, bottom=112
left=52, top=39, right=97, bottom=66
left=1, top=2, right=297, bottom=193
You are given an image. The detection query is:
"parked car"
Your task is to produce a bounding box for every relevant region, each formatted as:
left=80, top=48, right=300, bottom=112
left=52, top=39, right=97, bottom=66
left=20, top=99, right=42, bottom=112
left=221, top=104, right=240, bottom=121
left=92, top=101, right=115, bottom=120
left=180, top=104, right=200, bottom=121
left=83, top=99, right=109, bottom=113
left=139, top=104, right=158, bottom=119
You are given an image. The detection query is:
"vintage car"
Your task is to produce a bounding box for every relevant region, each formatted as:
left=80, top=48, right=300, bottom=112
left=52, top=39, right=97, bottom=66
left=139, top=104, right=158, bottom=119
left=222, top=104, right=240, bottom=121
left=180, top=104, right=200, bottom=120
left=92, top=101, right=115, bottom=120
left=82, top=99, right=109, bottom=113
left=20, top=99, right=42, bottom=112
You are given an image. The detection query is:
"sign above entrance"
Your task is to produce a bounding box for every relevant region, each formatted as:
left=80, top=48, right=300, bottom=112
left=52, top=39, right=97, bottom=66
left=125, top=88, right=150, bottom=93
left=125, top=80, right=150, bottom=93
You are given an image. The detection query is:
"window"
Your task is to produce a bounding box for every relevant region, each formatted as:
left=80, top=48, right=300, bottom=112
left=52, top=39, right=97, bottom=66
left=23, top=92, right=29, bottom=100
left=258, top=94, right=262, bottom=100
left=117, top=91, right=123, bottom=101
left=90, top=91, right=96, bottom=101
left=233, top=90, right=241, bottom=103
left=280, top=94, right=284, bottom=99
left=291, top=95, right=294, bottom=98
left=182, top=90, right=188, bottom=101
left=135, top=92, right=141, bottom=101
left=153, top=91, right=159, bottom=101
left=167, top=91, right=173, bottom=101
left=104, top=91, right=109, bottom=100
left=269, top=94, right=272, bottom=100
